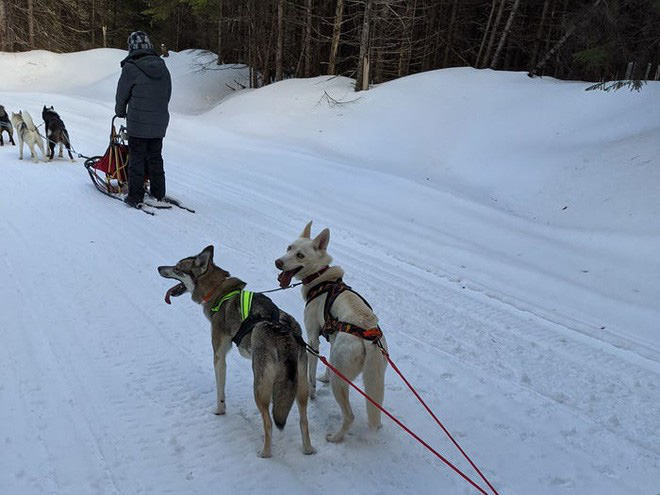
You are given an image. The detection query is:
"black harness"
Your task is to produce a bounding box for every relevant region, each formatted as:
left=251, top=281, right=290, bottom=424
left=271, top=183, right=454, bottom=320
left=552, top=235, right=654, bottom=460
left=306, top=279, right=383, bottom=342
left=231, top=294, right=281, bottom=347
left=210, top=290, right=294, bottom=348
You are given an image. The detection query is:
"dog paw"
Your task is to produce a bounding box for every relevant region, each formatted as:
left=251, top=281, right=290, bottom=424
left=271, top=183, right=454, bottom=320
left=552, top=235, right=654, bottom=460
left=302, top=445, right=317, bottom=455
left=212, top=404, right=226, bottom=415
left=309, top=388, right=316, bottom=400
left=257, top=449, right=272, bottom=458
left=318, top=372, right=330, bottom=384
left=325, top=432, right=345, bottom=443
left=369, top=422, right=383, bottom=431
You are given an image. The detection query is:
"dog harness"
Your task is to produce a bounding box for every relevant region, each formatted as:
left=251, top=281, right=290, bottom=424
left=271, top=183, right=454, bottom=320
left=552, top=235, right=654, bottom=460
left=210, top=289, right=283, bottom=347
left=305, top=279, right=383, bottom=342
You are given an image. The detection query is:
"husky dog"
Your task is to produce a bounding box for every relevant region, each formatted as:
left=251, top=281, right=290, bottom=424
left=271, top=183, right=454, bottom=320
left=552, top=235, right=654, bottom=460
left=10, top=111, right=46, bottom=163
left=0, top=105, right=15, bottom=146
left=42, top=106, right=74, bottom=161
left=275, top=222, right=388, bottom=443
left=158, top=245, right=315, bottom=458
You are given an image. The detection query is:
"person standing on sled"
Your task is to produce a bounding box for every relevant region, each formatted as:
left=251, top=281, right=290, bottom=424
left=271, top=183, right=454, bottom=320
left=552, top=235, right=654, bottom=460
left=115, top=31, right=172, bottom=207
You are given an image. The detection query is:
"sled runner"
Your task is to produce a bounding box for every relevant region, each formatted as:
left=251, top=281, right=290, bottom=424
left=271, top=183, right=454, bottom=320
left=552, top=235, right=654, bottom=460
left=84, top=116, right=194, bottom=215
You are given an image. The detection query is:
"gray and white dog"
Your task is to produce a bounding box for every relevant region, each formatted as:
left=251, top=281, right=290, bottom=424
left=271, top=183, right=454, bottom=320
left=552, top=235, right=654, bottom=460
left=10, top=111, right=46, bottom=163
left=158, top=245, right=316, bottom=458
left=0, top=105, right=15, bottom=146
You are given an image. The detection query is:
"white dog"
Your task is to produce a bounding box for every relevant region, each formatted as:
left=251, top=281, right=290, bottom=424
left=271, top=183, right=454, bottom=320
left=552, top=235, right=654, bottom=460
left=10, top=111, right=46, bottom=163
left=275, top=222, right=388, bottom=443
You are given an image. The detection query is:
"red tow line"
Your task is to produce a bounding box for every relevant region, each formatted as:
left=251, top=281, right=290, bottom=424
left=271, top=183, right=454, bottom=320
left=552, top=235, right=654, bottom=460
left=313, top=346, right=499, bottom=495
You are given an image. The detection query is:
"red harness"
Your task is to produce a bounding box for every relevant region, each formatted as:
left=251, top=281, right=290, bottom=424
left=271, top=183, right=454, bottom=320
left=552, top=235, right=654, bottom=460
left=305, top=278, right=383, bottom=342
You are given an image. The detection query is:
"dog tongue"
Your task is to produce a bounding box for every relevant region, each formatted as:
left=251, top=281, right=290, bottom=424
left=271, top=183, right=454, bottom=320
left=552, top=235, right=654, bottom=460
left=278, top=270, right=293, bottom=288
left=164, top=284, right=179, bottom=305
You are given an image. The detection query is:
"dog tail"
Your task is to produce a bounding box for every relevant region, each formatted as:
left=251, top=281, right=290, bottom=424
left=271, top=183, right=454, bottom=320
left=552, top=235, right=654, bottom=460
left=21, top=111, right=37, bottom=131
left=271, top=331, right=298, bottom=430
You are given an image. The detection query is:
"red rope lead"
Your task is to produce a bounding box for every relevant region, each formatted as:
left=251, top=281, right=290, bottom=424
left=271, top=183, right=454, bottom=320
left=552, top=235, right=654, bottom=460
left=317, top=355, right=490, bottom=495
left=382, top=352, right=499, bottom=495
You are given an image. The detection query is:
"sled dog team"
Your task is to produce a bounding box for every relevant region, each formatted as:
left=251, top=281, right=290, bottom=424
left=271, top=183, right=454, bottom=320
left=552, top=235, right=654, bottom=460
left=159, top=221, right=388, bottom=458
left=0, top=104, right=74, bottom=162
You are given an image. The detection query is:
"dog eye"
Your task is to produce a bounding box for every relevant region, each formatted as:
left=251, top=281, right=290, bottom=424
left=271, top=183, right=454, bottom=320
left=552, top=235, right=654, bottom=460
left=287, top=245, right=293, bottom=252
left=296, top=252, right=305, bottom=259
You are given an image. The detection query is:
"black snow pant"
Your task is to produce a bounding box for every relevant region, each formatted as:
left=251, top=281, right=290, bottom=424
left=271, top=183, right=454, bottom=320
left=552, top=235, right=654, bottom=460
left=127, top=136, right=166, bottom=203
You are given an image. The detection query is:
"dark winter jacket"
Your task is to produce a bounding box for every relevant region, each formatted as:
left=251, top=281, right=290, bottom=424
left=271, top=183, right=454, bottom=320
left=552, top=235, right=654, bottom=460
left=115, top=49, right=172, bottom=138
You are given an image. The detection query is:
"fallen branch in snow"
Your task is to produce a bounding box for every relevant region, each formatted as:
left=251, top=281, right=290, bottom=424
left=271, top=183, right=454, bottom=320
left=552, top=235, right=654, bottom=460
left=318, top=90, right=362, bottom=107
left=585, top=80, right=646, bottom=92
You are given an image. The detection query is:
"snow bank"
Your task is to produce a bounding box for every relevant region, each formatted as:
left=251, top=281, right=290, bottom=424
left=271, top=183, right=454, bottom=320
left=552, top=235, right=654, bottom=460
left=0, top=49, right=248, bottom=115
left=210, top=69, right=660, bottom=234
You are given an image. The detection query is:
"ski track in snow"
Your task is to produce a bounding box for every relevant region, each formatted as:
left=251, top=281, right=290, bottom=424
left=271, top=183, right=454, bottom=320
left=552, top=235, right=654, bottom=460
left=1, top=82, right=659, bottom=494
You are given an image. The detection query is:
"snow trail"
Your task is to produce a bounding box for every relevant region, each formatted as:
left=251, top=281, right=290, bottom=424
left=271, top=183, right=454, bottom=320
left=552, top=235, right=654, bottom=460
left=1, top=50, right=658, bottom=494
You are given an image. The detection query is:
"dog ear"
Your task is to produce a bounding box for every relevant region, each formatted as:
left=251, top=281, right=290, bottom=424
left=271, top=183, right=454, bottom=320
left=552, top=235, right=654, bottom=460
left=313, top=228, right=330, bottom=251
left=195, top=245, right=214, bottom=270
left=301, top=221, right=313, bottom=239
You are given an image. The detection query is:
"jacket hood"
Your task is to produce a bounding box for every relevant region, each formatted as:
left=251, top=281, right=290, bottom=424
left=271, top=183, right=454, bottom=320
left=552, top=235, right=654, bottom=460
left=121, top=49, right=167, bottom=79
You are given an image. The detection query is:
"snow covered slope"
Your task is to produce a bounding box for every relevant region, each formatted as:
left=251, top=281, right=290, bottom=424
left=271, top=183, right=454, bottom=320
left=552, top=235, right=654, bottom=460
left=0, top=49, right=658, bottom=495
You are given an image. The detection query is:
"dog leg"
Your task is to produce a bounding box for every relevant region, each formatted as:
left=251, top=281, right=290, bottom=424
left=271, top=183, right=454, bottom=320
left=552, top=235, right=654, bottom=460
left=58, top=142, right=63, bottom=158
left=296, top=358, right=316, bottom=455
left=35, top=139, right=47, bottom=162
left=254, top=372, right=275, bottom=458
left=318, top=369, right=330, bottom=383
left=307, top=335, right=320, bottom=399
left=363, top=340, right=388, bottom=430
left=29, top=144, right=38, bottom=163
left=326, top=374, right=355, bottom=443
left=18, top=139, right=24, bottom=160
left=212, top=344, right=231, bottom=415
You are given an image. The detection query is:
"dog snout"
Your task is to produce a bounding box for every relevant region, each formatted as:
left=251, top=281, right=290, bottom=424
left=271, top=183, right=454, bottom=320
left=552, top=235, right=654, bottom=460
left=275, top=258, right=283, bottom=270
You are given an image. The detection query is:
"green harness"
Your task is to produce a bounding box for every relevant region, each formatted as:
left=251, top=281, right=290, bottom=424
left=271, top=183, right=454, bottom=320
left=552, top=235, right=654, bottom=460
left=210, top=289, right=259, bottom=347
left=210, top=289, right=254, bottom=320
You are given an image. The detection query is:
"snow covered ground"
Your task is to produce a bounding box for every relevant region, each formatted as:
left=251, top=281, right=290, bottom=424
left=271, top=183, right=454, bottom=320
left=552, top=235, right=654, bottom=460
left=0, top=49, right=658, bottom=495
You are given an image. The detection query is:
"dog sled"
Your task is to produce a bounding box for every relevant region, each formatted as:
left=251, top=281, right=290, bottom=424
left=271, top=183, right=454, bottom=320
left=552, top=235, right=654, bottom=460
left=84, top=116, right=129, bottom=198
left=84, top=116, right=193, bottom=214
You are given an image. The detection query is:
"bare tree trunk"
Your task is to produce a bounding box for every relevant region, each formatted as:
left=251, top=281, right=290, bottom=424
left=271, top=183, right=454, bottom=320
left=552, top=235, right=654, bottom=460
left=275, top=0, right=284, bottom=80
left=328, top=0, right=344, bottom=75
left=476, top=0, right=498, bottom=67
left=528, top=0, right=604, bottom=77
left=216, top=0, right=223, bottom=64
left=397, top=0, right=416, bottom=77
left=528, top=0, right=551, bottom=71
left=0, top=0, right=7, bottom=51
left=443, top=0, right=458, bottom=66
left=373, top=0, right=389, bottom=83
left=250, top=0, right=258, bottom=88
left=481, top=0, right=506, bottom=68
left=27, top=0, right=35, bottom=49
left=92, top=0, right=96, bottom=46
left=355, top=0, right=374, bottom=91
left=304, top=0, right=313, bottom=77
left=490, top=0, right=520, bottom=69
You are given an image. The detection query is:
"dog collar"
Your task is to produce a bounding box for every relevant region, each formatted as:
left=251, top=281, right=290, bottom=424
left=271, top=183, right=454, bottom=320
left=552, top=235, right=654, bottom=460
left=302, top=266, right=329, bottom=285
